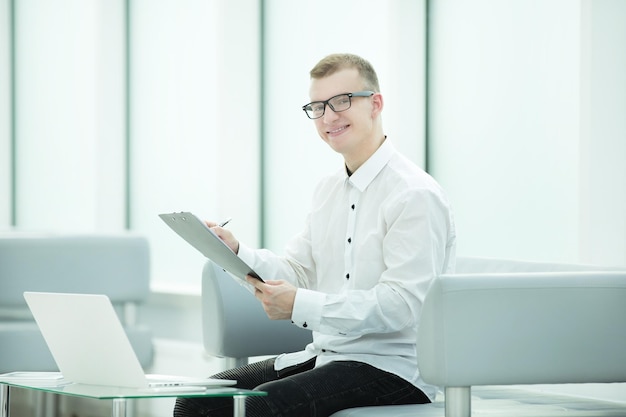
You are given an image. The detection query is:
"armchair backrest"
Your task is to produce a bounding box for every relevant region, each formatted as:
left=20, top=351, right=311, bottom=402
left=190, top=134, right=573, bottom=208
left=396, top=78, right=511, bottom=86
left=455, top=256, right=617, bottom=274
left=0, top=233, right=150, bottom=308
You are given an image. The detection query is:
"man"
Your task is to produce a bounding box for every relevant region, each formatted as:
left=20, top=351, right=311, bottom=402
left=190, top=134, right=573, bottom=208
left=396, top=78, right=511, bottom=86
left=174, top=53, right=456, bottom=417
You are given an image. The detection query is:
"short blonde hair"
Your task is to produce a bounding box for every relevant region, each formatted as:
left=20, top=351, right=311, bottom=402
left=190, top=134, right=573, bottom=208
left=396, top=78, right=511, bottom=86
left=309, top=53, right=380, bottom=92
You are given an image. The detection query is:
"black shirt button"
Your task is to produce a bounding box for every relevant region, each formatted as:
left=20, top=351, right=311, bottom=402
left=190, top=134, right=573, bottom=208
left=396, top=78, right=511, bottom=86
left=346, top=273, right=350, bottom=280
left=351, top=204, right=355, bottom=210
left=303, top=322, right=308, bottom=328
left=347, top=237, right=352, bottom=243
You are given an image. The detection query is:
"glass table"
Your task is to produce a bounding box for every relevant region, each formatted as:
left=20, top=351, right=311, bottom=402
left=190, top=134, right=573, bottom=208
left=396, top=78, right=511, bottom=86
left=0, top=380, right=266, bottom=417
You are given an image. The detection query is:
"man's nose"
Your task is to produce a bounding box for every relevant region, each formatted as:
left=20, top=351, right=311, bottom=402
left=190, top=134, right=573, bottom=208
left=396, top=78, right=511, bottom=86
left=322, top=104, right=339, bottom=122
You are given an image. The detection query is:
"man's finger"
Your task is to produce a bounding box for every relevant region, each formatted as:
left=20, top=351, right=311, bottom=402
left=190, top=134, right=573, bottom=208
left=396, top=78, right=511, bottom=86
left=246, top=275, right=262, bottom=289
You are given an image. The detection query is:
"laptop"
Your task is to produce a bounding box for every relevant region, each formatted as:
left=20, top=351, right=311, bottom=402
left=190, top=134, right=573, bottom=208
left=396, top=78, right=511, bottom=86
left=22, top=291, right=236, bottom=390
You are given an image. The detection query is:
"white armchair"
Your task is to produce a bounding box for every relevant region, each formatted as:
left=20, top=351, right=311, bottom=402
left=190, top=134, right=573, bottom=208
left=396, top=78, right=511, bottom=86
left=200, top=257, right=626, bottom=417
left=417, top=257, right=626, bottom=417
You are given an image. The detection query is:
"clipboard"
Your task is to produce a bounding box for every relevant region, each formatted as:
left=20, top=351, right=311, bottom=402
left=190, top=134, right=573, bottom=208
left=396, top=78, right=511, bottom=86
left=159, top=212, right=263, bottom=282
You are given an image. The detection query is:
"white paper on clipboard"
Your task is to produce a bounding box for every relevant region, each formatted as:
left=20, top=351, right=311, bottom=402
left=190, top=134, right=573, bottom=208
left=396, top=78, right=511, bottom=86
left=159, top=212, right=263, bottom=282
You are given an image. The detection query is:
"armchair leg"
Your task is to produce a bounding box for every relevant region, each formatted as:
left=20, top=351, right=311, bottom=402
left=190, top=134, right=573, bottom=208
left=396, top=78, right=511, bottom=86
left=445, top=386, right=471, bottom=417
left=223, top=357, right=248, bottom=370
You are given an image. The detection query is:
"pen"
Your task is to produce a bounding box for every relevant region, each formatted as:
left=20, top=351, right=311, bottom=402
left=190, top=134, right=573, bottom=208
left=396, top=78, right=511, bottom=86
left=218, top=217, right=232, bottom=228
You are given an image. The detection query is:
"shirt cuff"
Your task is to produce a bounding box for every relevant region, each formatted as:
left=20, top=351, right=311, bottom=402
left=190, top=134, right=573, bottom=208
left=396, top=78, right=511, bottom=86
left=237, top=243, right=255, bottom=266
left=291, top=288, right=324, bottom=331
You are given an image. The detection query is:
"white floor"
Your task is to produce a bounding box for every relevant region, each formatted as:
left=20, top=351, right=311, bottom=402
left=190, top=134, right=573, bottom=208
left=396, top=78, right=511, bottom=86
left=333, top=386, right=626, bottom=417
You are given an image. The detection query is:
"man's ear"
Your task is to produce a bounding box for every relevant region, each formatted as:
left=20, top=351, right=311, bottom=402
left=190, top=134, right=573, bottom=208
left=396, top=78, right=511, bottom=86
left=371, top=92, right=384, bottom=117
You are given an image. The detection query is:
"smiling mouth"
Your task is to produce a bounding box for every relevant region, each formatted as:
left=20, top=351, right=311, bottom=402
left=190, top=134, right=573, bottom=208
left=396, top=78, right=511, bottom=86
left=327, top=125, right=349, bottom=135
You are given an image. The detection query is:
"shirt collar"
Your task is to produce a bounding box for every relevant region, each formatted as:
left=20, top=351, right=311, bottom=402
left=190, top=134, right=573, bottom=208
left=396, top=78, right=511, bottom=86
left=347, top=138, right=395, bottom=192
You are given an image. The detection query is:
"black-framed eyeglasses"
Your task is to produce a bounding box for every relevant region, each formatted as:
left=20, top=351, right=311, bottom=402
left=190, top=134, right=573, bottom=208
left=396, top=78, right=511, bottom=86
left=302, top=91, right=375, bottom=119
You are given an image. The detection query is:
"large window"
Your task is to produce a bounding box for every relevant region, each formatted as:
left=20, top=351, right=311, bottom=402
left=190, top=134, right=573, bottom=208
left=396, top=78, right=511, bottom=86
left=128, top=0, right=260, bottom=289
left=129, top=0, right=221, bottom=289
left=2, top=0, right=622, bottom=295
left=2, top=0, right=261, bottom=289
left=428, top=0, right=626, bottom=266
left=12, top=0, right=124, bottom=230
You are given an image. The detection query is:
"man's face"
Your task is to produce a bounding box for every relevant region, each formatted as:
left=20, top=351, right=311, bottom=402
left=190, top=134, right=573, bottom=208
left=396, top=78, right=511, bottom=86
left=308, top=68, right=378, bottom=162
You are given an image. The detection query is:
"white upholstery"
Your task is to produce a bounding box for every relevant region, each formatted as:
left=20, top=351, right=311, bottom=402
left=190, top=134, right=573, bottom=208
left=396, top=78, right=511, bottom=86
left=417, top=271, right=626, bottom=386
left=201, top=257, right=626, bottom=417
left=415, top=257, right=626, bottom=416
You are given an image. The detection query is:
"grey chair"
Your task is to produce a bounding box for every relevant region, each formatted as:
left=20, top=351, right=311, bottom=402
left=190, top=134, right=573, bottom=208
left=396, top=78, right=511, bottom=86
left=201, top=260, right=312, bottom=369
left=0, top=233, right=154, bottom=416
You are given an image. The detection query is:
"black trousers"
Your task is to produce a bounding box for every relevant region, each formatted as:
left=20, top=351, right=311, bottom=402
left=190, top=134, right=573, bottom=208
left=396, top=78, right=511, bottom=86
left=173, top=357, right=430, bottom=417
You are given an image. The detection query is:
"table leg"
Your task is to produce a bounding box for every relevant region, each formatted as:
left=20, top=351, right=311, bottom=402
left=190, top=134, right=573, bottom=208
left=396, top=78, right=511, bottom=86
left=0, top=384, right=9, bottom=417
left=232, top=395, right=246, bottom=417
left=111, top=398, right=127, bottom=417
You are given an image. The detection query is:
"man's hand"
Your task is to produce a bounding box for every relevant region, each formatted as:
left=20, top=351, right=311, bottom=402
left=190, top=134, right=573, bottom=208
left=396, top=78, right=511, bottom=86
left=246, top=276, right=296, bottom=320
left=204, top=220, right=239, bottom=254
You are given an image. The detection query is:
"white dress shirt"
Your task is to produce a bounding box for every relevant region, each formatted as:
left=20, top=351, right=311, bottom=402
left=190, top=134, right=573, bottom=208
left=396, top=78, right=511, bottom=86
left=238, top=139, right=456, bottom=400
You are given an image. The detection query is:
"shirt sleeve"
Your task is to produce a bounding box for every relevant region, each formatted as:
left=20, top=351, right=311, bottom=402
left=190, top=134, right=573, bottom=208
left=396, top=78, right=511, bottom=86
left=238, top=236, right=315, bottom=289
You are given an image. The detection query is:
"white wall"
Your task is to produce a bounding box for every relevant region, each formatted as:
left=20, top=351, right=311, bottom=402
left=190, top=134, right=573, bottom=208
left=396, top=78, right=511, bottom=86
left=428, top=0, right=626, bottom=267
